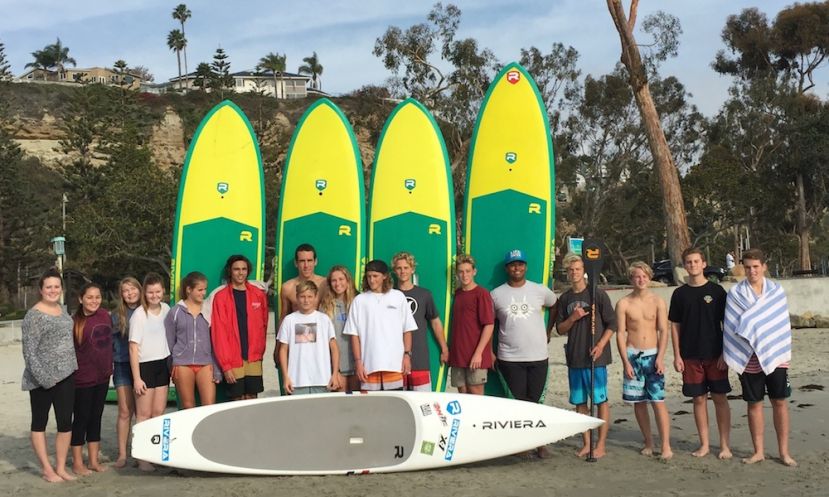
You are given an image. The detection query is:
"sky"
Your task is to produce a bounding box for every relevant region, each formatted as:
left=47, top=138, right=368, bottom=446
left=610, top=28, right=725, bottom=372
left=0, top=0, right=822, bottom=117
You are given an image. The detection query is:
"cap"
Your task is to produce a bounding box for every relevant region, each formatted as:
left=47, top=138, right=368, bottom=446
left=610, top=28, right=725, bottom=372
left=504, top=249, right=527, bottom=265
left=365, top=259, right=389, bottom=274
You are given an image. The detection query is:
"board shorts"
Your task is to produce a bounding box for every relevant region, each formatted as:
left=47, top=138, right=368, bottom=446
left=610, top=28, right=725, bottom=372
left=292, top=386, right=329, bottom=395
left=450, top=367, right=488, bottom=388
left=362, top=371, right=404, bottom=391
left=112, top=361, right=133, bottom=388
left=568, top=366, right=608, bottom=406
left=622, top=347, right=665, bottom=403
left=739, top=367, right=791, bottom=402
left=139, top=358, right=171, bottom=388
left=682, top=358, right=731, bottom=397
left=404, top=370, right=432, bottom=392
left=226, top=360, right=264, bottom=398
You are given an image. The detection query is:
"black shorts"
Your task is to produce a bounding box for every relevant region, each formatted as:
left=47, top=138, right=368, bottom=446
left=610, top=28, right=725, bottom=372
left=739, top=367, right=791, bottom=403
left=226, top=375, right=264, bottom=398
left=139, top=358, right=171, bottom=389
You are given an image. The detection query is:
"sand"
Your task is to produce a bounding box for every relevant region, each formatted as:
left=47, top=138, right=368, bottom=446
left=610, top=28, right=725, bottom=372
left=1, top=329, right=827, bottom=497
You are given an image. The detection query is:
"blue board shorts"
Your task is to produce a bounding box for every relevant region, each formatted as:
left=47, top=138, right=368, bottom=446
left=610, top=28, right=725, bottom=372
left=112, top=361, right=133, bottom=388
left=622, top=347, right=665, bottom=403
left=568, top=366, right=608, bottom=405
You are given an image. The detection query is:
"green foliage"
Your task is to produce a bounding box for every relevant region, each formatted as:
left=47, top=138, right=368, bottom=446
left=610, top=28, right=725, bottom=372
left=298, top=52, right=323, bottom=90
left=0, top=41, right=11, bottom=81
left=209, top=47, right=234, bottom=99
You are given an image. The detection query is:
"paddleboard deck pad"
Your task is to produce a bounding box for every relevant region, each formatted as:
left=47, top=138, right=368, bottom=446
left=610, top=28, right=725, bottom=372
left=132, top=391, right=601, bottom=474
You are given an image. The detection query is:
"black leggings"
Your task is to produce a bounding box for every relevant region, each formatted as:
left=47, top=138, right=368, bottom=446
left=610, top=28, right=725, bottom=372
left=498, top=359, right=549, bottom=403
left=71, top=383, right=108, bottom=446
left=29, top=374, right=75, bottom=432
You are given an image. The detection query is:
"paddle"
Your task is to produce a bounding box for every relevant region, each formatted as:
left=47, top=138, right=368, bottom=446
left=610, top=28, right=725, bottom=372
left=582, top=239, right=606, bottom=463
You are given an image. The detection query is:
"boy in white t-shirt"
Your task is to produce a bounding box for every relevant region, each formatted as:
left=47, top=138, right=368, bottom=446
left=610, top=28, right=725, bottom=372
left=277, top=281, right=341, bottom=395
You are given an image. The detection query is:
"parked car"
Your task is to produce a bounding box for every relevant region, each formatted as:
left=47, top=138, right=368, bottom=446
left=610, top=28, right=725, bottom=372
left=650, top=259, right=727, bottom=286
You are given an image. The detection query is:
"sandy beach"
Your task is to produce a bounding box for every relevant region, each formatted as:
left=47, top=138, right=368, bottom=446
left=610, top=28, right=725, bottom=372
left=1, top=328, right=827, bottom=497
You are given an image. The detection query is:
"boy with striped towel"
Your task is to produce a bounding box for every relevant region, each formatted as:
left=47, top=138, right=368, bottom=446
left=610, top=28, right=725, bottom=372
left=723, top=248, right=796, bottom=467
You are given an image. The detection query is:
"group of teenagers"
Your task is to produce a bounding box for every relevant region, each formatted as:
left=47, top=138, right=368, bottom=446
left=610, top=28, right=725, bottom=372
left=20, top=242, right=796, bottom=483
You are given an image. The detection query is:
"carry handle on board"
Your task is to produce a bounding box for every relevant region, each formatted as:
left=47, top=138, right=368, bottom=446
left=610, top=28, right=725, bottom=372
left=581, top=238, right=606, bottom=463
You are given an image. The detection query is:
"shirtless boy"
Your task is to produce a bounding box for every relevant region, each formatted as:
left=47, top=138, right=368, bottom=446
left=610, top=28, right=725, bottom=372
left=276, top=244, right=328, bottom=365
left=669, top=247, right=732, bottom=459
left=615, top=261, right=672, bottom=460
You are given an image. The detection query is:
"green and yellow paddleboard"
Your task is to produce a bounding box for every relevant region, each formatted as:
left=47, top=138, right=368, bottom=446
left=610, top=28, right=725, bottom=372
left=463, top=62, right=555, bottom=398
left=369, top=98, right=455, bottom=392
left=276, top=98, right=365, bottom=317
left=171, top=100, right=265, bottom=296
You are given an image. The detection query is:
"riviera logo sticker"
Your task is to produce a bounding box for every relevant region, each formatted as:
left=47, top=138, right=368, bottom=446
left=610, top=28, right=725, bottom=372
left=447, top=400, right=462, bottom=416
left=404, top=179, right=416, bottom=190
left=505, top=152, right=517, bottom=164
left=162, top=418, right=171, bottom=462
left=507, top=70, right=521, bottom=84
left=315, top=179, right=327, bottom=191
left=217, top=182, right=229, bottom=194
left=444, top=418, right=461, bottom=461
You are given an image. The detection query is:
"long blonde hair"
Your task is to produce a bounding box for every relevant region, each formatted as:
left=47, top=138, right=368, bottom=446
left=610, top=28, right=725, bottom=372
left=320, top=265, right=357, bottom=319
left=116, top=277, right=142, bottom=337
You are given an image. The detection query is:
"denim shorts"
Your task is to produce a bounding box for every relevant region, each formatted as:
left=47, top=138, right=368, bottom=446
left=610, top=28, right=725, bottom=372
left=112, top=361, right=133, bottom=388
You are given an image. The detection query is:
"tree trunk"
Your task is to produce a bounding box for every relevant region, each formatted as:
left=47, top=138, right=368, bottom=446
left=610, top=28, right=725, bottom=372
left=607, top=0, right=690, bottom=266
left=176, top=52, right=183, bottom=91
left=795, top=171, right=812, bottom=270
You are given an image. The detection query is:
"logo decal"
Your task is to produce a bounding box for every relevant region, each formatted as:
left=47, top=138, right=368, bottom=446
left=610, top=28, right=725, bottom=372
left=338, top=225, right=352, bottom=236
left=447, top=400, right=462, bottom=416
left=506, top=70, right=521, bottom=84
left=406, top=296, right=418, bottom=316
left=481, top=419, right=548, bottom=430
left=528, top=202, right=541, bottom=214
left=315, top=179, right=327, bottom=191
left=404, top=179, right=416, bottom=190
left=505, top=152, right=517, bottom=164
left=704, top=295, right=713, bottom=304
left=428, top=224, right=441, bottom=235
left=217, top=182, right=229, bottom=194
left=444, top=418, right=461, bottom=461
left=162, top=418, right=171, bottom=461
left=420, top=404, right=432, bottom=416
left=239, top=230, right=253, bottom=242
left=420, top=441, right=435, bottom=455
left=394, top=445, right=405, bottom=459
left=433, top=402, right=448, bottom=426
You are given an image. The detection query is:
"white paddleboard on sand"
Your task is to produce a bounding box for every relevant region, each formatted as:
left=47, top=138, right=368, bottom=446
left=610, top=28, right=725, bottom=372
left=132, top=391, right=602, bottom=475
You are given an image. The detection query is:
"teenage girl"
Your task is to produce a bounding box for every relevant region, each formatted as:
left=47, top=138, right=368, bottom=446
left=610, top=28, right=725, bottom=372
left=166, top=272, right=221, bottom=408
left=320, top=265, right=360, bottom=392
left=21, top=269, right=77, bottom=482
left=70, top=282, right=112, bottom=475
left=129, top=272, right=171, bottom=471
left=111, top=277, right=141, bottom=468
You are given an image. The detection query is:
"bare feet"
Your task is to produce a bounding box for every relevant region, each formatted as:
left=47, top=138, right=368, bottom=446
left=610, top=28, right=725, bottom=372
left=575, top=445, right=590, bottom=458
left=593, top=446, right=607, bottom=459
left=780, top=454, right=797, bottom=467
left=536, top=446, right=552, bottom=459
left=659, top=448, right=674, bottom=461
left=42, top=472, right=64, bottom=483
left=718, top=448, right=733, bottom=460
left=138, top=460, right=156, bottom=472
left=56, top=470, right=76, bottom=481
left=73, top=465, right=92, bottom=477
left=691, top=446, right=709, bottom=457
left=114, top=458, right=127, bottom=469
left=742, top=452, right=765, bottom=464
left=89, top=463, right=108, bottom=473
left=640, top=447, right=654, bottom=456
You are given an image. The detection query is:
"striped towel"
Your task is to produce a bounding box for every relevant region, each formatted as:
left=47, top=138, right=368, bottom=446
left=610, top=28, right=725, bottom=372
left=723, top=278, right=792, bottom=375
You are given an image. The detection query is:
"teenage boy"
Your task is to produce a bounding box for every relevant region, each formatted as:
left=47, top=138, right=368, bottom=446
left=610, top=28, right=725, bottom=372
left=448, top=254, right=495, bottom=395
left=557, top=253, right=616, bottom=459
left=344, top=260, right=417, bottom=391
left=723, top=249, right=796, bottom=466
left=616, top=261, right=672, bottom=460
left=669, top=247, right=732, bottom=459
left=392, top=252, right=449, bottom=391
left=211, top=255, right=269, bottom=400
left=277, top=281, right=341, bottom=394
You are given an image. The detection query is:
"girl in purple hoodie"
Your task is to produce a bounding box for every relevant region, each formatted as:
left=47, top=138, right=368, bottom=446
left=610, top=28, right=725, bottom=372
left=165, top=272, right=221, bottom=408
left=71, top=282, right=112, bottom=475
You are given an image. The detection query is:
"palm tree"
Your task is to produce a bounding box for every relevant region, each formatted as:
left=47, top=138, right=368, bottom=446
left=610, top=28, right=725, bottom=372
left=298, top=51, right=323, bottom=90
left=25, top=49, right=52, bottom=80
left=167, top=29, right=186, bottom=90
left=43, top=38, right=76, bottom=78
left=256, top=52, right=286, bottom=98
left=172, top=4, right=192, bottom=77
